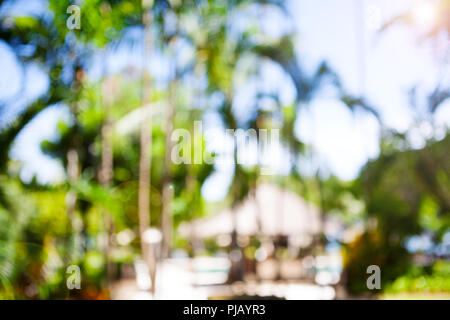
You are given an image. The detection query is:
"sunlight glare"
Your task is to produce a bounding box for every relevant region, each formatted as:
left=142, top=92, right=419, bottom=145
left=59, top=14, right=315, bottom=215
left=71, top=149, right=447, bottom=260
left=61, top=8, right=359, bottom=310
left=412, top=1, right=438, bottom=28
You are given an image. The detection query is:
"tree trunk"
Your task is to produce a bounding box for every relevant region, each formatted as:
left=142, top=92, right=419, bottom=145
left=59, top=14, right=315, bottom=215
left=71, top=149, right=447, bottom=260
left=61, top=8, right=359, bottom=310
left=65, top=148, right=79, bottom=263
left=161, top=79, right=176, bottom=259
left=227, top=134, right=245, bottom=284
left=65, top=64, right=83, bottom=264
left=99, top=76, right=115, bottom=289
left=138, top=5, right=154, bottom=294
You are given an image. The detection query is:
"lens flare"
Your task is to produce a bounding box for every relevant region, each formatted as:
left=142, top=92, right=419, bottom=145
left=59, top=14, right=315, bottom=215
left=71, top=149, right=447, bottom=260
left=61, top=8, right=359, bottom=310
left=412, top=1, right=437, bottom=28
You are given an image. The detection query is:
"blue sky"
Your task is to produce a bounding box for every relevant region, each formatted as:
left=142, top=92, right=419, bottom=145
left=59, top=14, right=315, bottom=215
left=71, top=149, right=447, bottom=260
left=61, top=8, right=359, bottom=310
left=204, top=0, right=450, bottom=200
left=1, top=0, right=449, bottom=201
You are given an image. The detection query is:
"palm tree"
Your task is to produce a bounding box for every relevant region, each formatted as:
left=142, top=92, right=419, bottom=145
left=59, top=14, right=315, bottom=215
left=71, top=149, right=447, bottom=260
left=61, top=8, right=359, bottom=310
left=138, top=1, right=154, bottom=293
left=99, top=74, right=116, bottom=288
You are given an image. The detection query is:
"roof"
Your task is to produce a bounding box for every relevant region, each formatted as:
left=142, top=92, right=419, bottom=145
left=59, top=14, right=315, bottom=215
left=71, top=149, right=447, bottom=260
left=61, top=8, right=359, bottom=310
left=179, top=183, right=324, bottom=239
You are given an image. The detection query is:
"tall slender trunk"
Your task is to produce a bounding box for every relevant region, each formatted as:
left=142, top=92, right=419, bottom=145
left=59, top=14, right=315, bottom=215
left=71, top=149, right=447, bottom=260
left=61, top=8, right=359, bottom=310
left=65, top=64, right=83, bottom=265
left=254, top=130, right=263, bottom=236
left=66, top=148, right=79, bottom=263
left=275, top=180, right=286, bottom=281
left=99, top=76, right=115, bottom=289
left=315, top=170, right=326, bottom=249
left=228, top=134, right=245, bottom=283
left=186, top=165, right=199, bottom=255
left=161, top=79, right=176, bottom=259
left=138, top=4, right=154, bottom=294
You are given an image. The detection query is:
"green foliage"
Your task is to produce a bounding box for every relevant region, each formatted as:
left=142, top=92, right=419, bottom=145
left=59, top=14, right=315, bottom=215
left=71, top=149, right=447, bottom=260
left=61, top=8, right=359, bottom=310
left=343, top=133, right=450, bottom=294
left=1, top=0, right=448, bottom=299
left=387, top=260, right=450, bottom=293
left=49, top=0, right=142, bottom=47
left=343, top=229, right=411, bottom=294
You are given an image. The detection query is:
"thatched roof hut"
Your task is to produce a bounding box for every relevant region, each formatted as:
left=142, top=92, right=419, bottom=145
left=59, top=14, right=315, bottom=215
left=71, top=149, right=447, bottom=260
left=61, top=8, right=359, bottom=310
left=179, top=184, right=337, bottom=247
